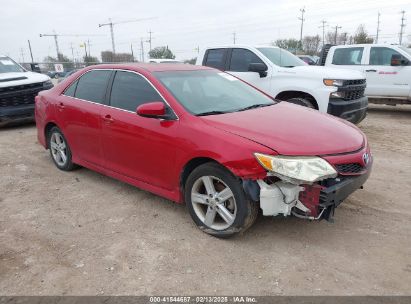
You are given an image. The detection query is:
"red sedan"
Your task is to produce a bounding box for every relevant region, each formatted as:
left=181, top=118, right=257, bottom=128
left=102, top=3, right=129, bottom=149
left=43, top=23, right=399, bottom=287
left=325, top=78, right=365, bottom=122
left=35, top=64, right=372, bottom=237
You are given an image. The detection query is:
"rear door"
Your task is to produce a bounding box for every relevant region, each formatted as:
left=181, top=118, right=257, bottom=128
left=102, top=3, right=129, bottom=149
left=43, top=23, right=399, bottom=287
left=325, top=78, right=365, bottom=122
left=56, top=69, right=112, bottom=166
left=101, top=70, right=179, bottom=190
left=364, top=46, right=410, bottom=97
left=226, top=48, right=270, bottom=92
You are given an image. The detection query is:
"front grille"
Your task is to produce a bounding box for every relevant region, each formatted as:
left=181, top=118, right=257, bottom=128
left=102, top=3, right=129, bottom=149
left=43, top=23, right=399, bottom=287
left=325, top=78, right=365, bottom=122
left=336, top=79, right=366, bottom=101
left=0, top=82, right=45, bottom=108
left=335, top=163, right=364, bottom=174
left=343, top=79, right=366, bottom=86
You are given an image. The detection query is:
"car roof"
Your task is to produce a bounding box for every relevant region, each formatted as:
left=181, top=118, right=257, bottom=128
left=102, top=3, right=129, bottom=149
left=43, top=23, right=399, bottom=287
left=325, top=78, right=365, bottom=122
left=84, top=63, right=212, bottom=73
left=204, top=45, right=278, bottom=49
left=332, top=44, right=402, bottom=48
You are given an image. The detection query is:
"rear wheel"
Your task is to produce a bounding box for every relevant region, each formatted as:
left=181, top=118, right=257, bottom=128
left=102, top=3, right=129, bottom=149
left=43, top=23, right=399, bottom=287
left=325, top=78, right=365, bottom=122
left=48, top=126, right=76, bottom=171
left=287, top=97, right=315, bottom=109
left=185, top=162, right=258, bottom=238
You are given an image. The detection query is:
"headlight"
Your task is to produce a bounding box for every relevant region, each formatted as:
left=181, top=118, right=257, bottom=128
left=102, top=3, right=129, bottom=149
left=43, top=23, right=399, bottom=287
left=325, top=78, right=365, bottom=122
left=323, top=79, right=344, bottom=87
left=254, top=153, right=337, bottom=184
left=43, top=80, right=53, bottom=87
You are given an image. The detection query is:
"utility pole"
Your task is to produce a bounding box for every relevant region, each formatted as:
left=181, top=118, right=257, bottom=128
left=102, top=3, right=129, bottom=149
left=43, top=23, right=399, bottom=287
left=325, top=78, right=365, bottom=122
left=131, top=43, right=134, bottom=61
left=20, top=48, right=25, bottom=63
left=399, top=10, right=406, bottom=45
left=140, top=38, right=145, bottom=62
left=99, top=17, right=157, bottom=54
left=232, top=32, right=236, bottom=44
left=147, top=30, right=154, bottom=51
left=87, top=39, right=92, bottom=57
left=319, top=20, right=327, bottom=46
left=27, top=40, right=34, bottom=63
left=194, top=46, right=200, bottom=54
left=333, top=25, right=342, bottom=44
left=376, top=12, right=381, bottom=44
left=298, top=7, right=306, bottom=48
left=70, top=43, right=75, bottom=63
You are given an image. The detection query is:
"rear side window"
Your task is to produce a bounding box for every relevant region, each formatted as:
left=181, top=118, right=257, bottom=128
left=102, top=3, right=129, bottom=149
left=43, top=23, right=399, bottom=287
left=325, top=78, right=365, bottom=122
left=229, top=48, right=266, bottom=72
left=332, top=47, right=364, bottom=65
left=110, top=71, right=162, bottom=112
left=74, top=70, right=112, bottom=104
left=204, top=49, right=227, bottom=70
left=370, top=47, right=405, bottom=65
left=63, top=80, right=78, bottom=97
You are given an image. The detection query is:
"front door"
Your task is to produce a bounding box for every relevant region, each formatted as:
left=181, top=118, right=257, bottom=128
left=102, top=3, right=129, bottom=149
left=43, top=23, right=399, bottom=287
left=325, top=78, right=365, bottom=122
left=101, top=70, right=179, bottom=190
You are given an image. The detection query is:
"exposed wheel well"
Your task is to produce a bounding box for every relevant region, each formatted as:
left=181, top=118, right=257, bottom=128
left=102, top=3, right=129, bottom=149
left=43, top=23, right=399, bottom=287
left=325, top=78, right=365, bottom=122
left=44, top=122, right=58, bottom=149
left=180, top=157, right=220, bottom=192
left=275, top=91, right=318, bottom=109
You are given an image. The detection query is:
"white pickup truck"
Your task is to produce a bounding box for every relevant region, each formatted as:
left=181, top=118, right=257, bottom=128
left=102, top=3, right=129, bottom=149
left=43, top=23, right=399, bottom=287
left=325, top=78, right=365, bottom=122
left=196, top=45, right=368, bottom=124
left=320, top=44, right=411, bottom=105
left=0, top=55, right=53, bottom=126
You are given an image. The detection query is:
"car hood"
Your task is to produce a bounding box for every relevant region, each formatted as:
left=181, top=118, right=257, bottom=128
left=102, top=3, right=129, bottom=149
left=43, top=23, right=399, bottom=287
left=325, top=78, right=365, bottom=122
left=201, top=102, right=364, bottom=156
left=283, top=65, right=365, bottom=80
left=0, top=71, right=50, bottom=88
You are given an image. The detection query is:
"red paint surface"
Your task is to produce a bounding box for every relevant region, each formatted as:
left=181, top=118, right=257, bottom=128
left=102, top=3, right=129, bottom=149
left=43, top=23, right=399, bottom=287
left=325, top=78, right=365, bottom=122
left=35, top=64, right=371, bottom=204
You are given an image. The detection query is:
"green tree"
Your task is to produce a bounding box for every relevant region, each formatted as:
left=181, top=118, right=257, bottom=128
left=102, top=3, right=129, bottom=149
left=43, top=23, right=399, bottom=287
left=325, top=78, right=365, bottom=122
left=353, top=25, right=373, bottom=44
left=148, top=46, right=176, bottom=59
left=273, top=39, right=300, bottom=53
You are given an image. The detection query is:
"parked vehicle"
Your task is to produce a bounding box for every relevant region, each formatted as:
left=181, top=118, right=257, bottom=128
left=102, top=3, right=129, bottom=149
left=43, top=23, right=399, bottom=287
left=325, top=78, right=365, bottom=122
left=35, top=64, right=372, bottom=237
left=149, top=59, right=182, bottom=64
left=57, top=69, right=79, bottom=83
left=47, top=71, right=68, bottom=79
left=298, top=55, right=317, bottom=65
left=320, top=44, right=411, bottom=105
left=196, top=45, right=368, bottom=124
left=0, top=55, right=53, bottom=127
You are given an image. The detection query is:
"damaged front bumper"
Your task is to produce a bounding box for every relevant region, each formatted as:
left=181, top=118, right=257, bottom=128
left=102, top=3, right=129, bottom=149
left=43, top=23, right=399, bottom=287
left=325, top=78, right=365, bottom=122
left=243, top=168, right=371, bottom=222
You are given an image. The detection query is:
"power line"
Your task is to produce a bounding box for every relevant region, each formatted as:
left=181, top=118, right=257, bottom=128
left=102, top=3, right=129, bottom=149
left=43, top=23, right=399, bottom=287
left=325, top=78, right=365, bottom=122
left=399, top=10, right=406, bottom=45
left=98, top=17, right=156, bottom=54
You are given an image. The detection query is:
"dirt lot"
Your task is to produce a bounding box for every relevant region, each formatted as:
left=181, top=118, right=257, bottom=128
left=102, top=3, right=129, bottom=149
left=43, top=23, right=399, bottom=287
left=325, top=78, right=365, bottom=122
left=0, top=105, right=410, bottom=296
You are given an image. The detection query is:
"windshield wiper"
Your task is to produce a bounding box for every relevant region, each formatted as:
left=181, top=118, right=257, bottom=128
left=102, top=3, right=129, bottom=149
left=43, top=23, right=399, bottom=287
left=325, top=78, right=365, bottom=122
left=196, top=110, right=229, bottom=116
left=236, top=103, right=273, bottom=112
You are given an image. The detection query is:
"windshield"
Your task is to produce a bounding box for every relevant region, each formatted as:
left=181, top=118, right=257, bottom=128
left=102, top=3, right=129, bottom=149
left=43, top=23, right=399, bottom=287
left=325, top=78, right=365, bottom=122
left=0, top=57, right=25, bottom=73
left=399, top=46, right=411, bottom=57
left=257, top=47, right=306, bottom=67
left=154, top=70, right=275, bottom=115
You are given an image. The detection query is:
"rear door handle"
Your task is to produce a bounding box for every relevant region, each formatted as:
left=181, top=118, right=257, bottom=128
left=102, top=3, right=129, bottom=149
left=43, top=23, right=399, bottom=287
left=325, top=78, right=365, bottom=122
left=102, top=114, right=114, bottom=123
left=365, top=69, right=377, bottom=72
left=57, top=102, right=65, bottom=110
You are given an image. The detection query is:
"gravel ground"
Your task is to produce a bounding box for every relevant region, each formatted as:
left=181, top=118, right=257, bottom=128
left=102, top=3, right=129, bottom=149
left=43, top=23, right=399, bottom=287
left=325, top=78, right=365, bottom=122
left=0, top=105, right=410, bottom=295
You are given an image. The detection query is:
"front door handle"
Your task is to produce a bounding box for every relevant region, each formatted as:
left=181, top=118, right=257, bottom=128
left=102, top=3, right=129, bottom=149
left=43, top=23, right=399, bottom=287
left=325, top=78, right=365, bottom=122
left=365, top=69, right=377, bottom=72
left=102, top=114, right=114, bottom=123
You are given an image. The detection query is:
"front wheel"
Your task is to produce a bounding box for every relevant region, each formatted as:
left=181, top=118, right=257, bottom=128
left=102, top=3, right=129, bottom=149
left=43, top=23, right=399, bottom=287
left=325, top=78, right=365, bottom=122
left=287, top=97, right=315, bottom=109
left=185, top=163, right=258, bottom=238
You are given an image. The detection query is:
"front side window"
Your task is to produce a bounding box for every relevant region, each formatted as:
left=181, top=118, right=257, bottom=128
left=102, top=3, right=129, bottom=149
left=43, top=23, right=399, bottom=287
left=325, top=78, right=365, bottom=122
left=370, top=47, right=405, bottom=65
left=154, top=70, right=274, bottom=115
left=204, top=49, right=227, bottom=70
left=110, top=71, right=163, bottom=112
left=257, top=48, right=306, bottom=67
left=332, top=47, right=364, bottom=65
left=74, top=70, right=112, bottom=104
left=229, top=48, right=266, bottom=72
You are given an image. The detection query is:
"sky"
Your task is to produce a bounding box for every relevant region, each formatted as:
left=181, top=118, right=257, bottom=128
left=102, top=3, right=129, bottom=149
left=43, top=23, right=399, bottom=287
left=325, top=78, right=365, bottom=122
left=1, top=0, right=411, bottom=63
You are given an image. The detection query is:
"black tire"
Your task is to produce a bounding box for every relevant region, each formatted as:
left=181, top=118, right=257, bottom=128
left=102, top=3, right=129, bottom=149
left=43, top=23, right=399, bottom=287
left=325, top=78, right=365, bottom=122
left=287, top=97, right=315, bottom=109
left=185, top=162, right=259, bottom=238
left=47, top=126, right=76, bottom=171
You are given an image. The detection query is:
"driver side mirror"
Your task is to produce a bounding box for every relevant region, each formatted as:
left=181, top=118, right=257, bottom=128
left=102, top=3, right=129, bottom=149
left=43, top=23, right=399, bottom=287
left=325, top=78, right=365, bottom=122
left=391, top=54, right=408, bottom=66
left=248, top=63, right=268, bottom=78
left=137, top=102, right=170, bottom=119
